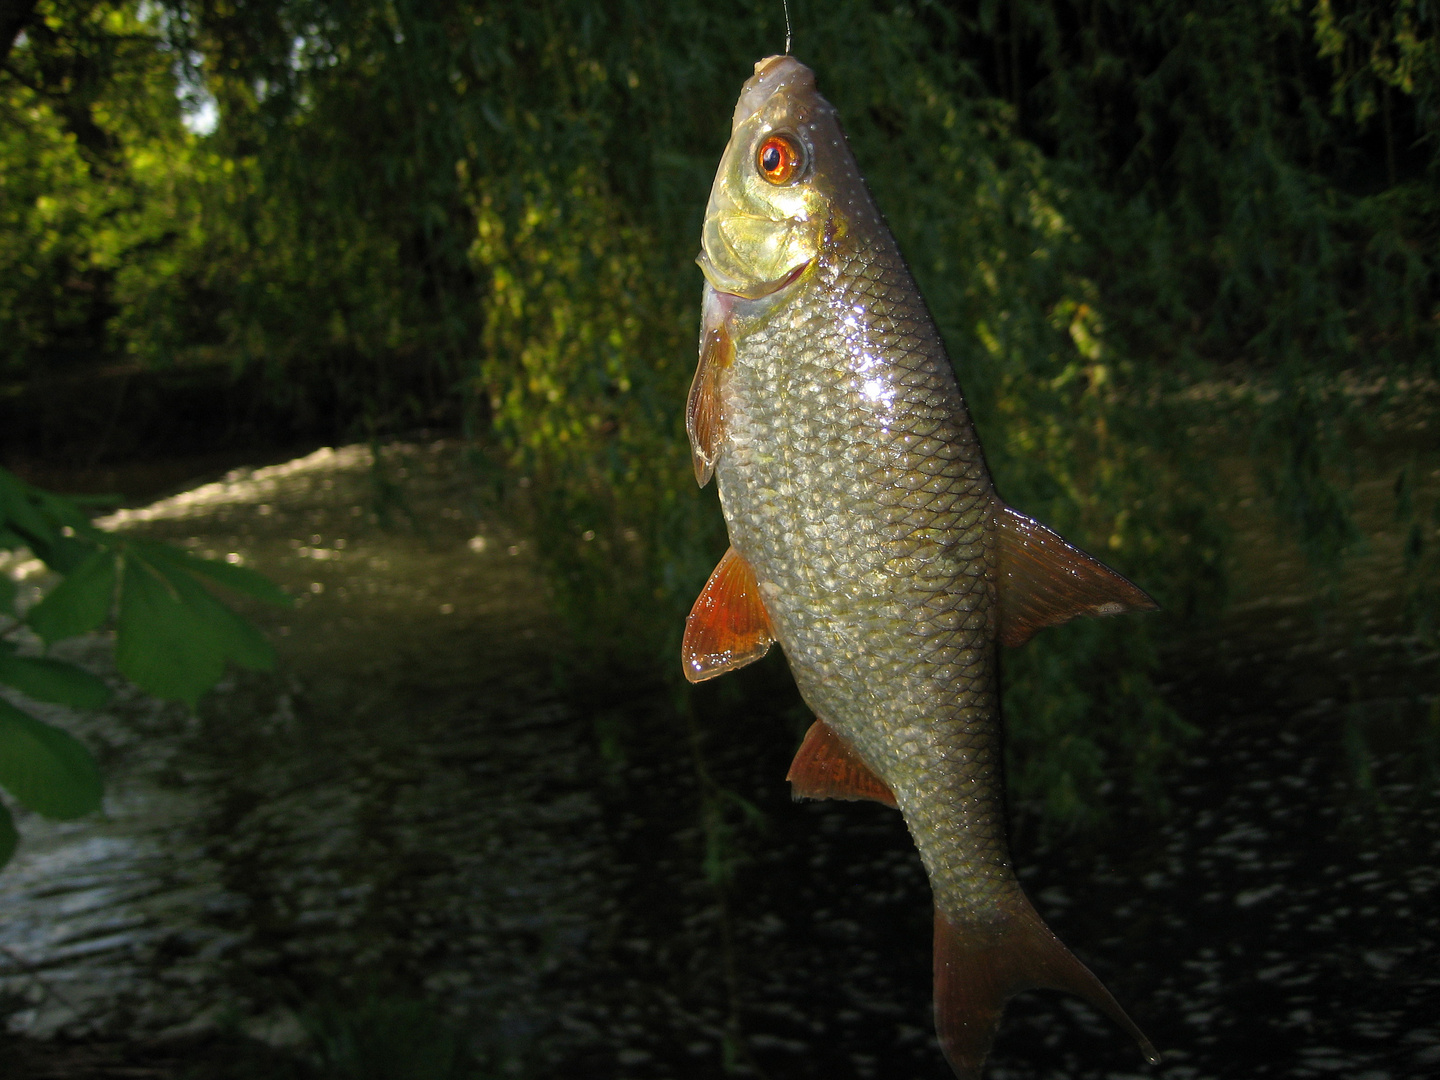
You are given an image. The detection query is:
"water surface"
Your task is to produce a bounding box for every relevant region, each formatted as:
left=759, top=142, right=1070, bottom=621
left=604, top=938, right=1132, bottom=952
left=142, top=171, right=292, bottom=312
left=0, top=440, right=1435, bottom=1079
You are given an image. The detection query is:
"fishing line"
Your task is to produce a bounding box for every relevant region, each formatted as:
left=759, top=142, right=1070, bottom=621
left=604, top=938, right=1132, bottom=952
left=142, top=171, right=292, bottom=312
left=783, top=0, right=792, bottom=55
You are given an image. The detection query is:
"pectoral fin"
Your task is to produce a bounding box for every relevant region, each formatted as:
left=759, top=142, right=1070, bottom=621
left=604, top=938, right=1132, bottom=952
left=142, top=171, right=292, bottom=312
left=995, top=505, right=1158, bottom=648
left=686, top=293, right=734, bottom=487
left=933, top=895, right=1159, bottom=1079
left=786, top=720, right=897, bottom=808
left=681, top=547, right=774, bottom=682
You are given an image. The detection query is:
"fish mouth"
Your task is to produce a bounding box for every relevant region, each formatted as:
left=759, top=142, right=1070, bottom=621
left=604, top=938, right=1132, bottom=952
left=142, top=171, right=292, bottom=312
left=696, top=251, right=811, bottom=300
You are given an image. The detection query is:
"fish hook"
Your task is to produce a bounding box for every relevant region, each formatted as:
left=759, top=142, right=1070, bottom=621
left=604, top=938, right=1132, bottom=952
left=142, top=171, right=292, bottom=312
left=783, top=0, right=792, bottom=55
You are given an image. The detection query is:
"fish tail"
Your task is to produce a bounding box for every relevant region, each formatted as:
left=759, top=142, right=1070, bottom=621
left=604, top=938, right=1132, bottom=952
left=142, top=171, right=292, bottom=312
left=932, top=894, right=1158, bottom=1079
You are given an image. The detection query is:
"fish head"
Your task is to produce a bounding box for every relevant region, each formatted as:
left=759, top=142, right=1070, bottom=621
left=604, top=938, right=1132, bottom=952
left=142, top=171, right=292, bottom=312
left=698, top=56, right=863, bottom=300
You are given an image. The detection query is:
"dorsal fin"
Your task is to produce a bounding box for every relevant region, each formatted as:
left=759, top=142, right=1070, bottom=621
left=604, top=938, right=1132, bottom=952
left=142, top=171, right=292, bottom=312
left=995, top=505, right=1158, bottom=648
left=933, top=895, right=1159, bottom=1079
left=681, top=547, right=774, bottom=682
left=686, top=296, right=733, bottom=487
left=786, top=720, right=897, bottom=808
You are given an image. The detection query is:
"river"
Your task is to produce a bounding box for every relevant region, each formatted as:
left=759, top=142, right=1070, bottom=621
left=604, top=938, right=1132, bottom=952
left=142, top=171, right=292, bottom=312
left=0, top=437, right=1435, bottom=1079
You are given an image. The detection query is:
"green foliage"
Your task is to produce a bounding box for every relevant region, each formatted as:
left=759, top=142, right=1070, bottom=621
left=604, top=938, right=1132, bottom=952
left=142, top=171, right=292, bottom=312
left=115, top=539, right=276, bottom=705
left=25, top=546, right=116, bottom=640
left=0, top=646, right=111, bottom=707
left=0, top=0, right=202, bottom=375
left=135, top=538, right=294, bottom=605
left=0, top=465, right=291, bottom=867
left=0, top=696, right=102, bottom=817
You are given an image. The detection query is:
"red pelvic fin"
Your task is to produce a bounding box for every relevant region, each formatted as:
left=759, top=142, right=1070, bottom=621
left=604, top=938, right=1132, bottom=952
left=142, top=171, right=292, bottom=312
left=994, top=505, right=1158, bottom=648
left=686, top=299, right=734, bottom=487
left=681, top=547, right=774, bottom=683
left=933, top=896, right=1158, bottom=1080
left=786, top=720, right=897, bottom=808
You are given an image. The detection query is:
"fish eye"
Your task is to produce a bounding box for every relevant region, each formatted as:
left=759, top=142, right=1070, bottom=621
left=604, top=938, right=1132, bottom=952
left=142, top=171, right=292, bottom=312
left=756, top=133, right=803, bottom=185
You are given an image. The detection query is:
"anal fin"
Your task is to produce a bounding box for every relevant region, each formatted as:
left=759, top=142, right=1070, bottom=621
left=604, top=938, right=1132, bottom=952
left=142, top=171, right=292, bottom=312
left=933, top=895, right=1158, bottom=1079
left=996, top=505, right=1159, bottom=648
left=681, top=547, right=774, bottom=683
left=786, top=721, right=897, bottom=808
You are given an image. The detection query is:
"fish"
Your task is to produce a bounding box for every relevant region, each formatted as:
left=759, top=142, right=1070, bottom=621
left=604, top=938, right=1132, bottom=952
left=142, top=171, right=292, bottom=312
left=680, top=55, right=1162, bottom=1079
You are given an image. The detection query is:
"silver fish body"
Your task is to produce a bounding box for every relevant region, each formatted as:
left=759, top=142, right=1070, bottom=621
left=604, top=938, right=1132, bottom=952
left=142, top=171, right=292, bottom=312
left=682, top=55, right=1159, bottom=1079
left=712, top=223, right=1011, bottom=919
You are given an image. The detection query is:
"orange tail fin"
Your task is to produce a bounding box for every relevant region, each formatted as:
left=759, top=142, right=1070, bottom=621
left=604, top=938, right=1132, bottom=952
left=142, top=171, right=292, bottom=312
left=932, top=896, right=1158, bottom=1079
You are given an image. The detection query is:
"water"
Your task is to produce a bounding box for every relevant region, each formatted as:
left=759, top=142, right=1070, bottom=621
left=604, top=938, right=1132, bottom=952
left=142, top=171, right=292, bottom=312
left=0, top=440, right=1435, bottom=1079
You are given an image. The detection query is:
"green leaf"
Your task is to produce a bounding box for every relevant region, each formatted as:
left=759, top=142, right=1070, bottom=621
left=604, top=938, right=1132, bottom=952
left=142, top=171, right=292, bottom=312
left=0, top=800, right=16, bottom=870
left=42, top=535, right=105, bottom=576
left=148, top=557, right=274, bottom=671
left=0, top=655, right=111, bottom=709
left=130, top=539, right=292, bottom=607
left=115, top=558, right=225, bottom=707
left=0, top=472, right=107, bottom=572
left=115, top=553, right=274, bottom=706
left=26, top=548, right=117, bottom=644
left=0, top=699, right=103, bottom=819
left=35, top=489, right=112, bottom=530
left=0, top=573, right=15, bottom=618
left=0, top=469, right=57, bottom=549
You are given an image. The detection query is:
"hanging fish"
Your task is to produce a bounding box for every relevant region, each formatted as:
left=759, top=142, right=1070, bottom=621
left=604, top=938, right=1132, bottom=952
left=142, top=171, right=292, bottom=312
left=682, top=55, right=1160, bottom=1079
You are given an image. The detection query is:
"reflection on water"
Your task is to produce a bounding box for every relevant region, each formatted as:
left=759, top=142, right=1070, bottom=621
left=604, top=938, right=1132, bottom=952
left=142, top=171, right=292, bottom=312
left=0, top=441, right=1436, bottom=1078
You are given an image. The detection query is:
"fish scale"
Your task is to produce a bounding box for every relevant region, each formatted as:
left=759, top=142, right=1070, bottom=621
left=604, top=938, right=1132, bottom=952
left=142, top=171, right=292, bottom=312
left=682, top=54, right=1160, bottom=1078
left=716, top=223, right=1008, bottom=914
